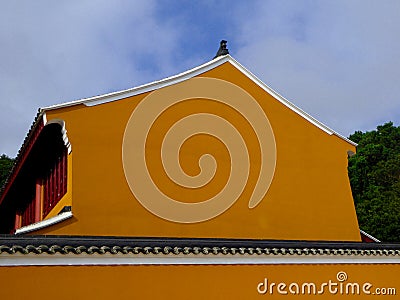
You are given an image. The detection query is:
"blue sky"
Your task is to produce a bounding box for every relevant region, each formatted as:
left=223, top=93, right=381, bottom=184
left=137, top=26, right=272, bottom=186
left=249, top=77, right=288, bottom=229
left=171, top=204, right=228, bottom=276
left=1, top=1, right=400, bottom=156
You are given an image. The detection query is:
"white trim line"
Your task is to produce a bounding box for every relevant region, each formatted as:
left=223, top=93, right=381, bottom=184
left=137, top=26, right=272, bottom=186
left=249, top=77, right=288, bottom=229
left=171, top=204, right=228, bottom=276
left=42, top=112, right=47, bottom=125
left=44, top=119, right=72, bottom=154
left=225, top=58, right=356, bottom=146
left=360, top=230, right=381, bottom=242
left=40, top=55, right=355, bottom=146
left=1, top=253, right=399, bottom=266
left=15, top=211, right=72, bottom=235
left=41, top=55, right=230, bottom=110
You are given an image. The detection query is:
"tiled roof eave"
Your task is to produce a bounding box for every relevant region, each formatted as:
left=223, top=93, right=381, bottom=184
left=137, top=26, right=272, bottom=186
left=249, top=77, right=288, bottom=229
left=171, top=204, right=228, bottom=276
left=1, top=235, right=400, bottom=257
left=2, top=245, right=400, bottom=257
left=0, top=110, right=45, bottom=205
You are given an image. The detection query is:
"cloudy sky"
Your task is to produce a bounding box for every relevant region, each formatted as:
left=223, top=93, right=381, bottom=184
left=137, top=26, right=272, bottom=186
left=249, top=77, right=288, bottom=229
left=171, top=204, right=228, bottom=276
left=1, top=1, right=399, bottom=156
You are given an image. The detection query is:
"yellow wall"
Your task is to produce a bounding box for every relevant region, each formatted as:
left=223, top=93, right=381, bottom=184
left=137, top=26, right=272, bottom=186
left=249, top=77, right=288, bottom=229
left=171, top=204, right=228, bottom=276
left=0, top=263, right=398, bottom=299
left=34, top=62, right=360, bottom=241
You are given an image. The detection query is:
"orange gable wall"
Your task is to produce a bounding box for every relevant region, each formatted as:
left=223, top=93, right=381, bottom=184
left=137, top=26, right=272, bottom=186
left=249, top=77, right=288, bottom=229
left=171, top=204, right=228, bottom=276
left=1, top=264, right=399, bottom=299
left=35, top=62, right=360, bottom=241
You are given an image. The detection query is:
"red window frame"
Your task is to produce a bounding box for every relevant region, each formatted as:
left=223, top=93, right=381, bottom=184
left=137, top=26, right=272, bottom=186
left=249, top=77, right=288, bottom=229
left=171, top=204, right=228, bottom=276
left=21, top=196, right=35, bottom=227
left=9, top=121, right=70, bottom=233
left=43, top=147, right=68, bottom=218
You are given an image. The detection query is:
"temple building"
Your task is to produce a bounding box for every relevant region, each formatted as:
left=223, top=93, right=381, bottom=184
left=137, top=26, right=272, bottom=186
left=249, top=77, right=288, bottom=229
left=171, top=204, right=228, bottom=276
left=0, top=46, right=398, bottom=298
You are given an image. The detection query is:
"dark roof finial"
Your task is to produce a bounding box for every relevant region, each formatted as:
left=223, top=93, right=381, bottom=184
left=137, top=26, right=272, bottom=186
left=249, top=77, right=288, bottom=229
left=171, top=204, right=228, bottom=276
left=214, top=40, right=229, bottom=58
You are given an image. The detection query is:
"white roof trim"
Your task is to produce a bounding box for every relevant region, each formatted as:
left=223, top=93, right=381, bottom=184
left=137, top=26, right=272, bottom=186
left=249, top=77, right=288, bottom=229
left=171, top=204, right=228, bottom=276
left=44, top=118, right=72, bottom=154
left=41, top=55, right=356, bottom=146
left=227, top=58, right=356, bottom=146
left=40, top=55, right=231, bottom=110
left=1, top=252, right=399, bottom=266
left=360, top=230, right=381, bottom=243
left=14, top=211, right=72, bottom=235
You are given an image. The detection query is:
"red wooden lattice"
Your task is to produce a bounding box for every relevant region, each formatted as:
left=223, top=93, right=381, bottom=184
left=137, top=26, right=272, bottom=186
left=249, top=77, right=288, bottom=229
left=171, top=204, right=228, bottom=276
left=21, top=196, right=35, bottom=227
left=42, top=148, right=68, bottom=218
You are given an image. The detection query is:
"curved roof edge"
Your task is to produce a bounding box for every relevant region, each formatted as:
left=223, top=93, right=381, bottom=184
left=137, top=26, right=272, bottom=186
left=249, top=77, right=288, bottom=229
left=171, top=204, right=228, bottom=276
left=41, top=55, right=356, bottom=146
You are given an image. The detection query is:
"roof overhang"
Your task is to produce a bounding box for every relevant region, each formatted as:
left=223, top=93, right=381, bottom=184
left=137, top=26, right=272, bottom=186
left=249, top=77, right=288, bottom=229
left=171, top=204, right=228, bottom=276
left=41, top=55, right=356, bottom=146
left=1, top=235, right=399, bottom=266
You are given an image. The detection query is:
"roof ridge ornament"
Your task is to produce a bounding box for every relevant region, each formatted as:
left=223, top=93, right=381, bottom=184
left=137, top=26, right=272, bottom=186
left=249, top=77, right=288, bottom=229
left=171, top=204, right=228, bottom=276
left=214, top=40, right=229, bottom=58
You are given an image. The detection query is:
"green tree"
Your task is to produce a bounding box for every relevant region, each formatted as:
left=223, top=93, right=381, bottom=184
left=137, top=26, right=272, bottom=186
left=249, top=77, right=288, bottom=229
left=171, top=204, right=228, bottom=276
left=348, top=122, right=400, bottom=242
left=0, top=154, right=14, bottom=188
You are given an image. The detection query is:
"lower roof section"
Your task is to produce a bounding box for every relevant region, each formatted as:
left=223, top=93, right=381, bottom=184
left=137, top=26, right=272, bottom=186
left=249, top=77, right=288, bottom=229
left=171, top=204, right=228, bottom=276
left=1, top=235, right=400, bottom=266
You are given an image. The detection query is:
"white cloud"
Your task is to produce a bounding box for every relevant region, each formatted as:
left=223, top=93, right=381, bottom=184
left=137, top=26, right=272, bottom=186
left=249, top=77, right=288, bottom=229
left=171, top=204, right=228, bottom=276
left=235, top=0, right=400, bottom=136
left=1, top=1, right=399, bottom=156
left=0, top=1, right=182, bottom=156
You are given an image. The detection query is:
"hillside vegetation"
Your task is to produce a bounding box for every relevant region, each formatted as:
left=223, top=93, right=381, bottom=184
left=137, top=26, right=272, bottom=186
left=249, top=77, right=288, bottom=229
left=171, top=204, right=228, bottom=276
left=348, top=122, right=400, bottom=242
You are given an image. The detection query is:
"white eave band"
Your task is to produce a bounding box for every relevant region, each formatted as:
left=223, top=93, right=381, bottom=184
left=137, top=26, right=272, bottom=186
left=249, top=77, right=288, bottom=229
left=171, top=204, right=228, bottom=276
left=1, top=252, right=400, bottom=266
left=15, top=211, right=72, bottom=235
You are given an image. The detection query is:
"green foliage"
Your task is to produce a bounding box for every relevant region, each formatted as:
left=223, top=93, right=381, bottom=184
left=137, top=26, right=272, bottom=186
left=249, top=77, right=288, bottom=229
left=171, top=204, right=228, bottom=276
left=0, top=154, right=14, bottom=188
left=348, top=122, right=400, bottom=242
